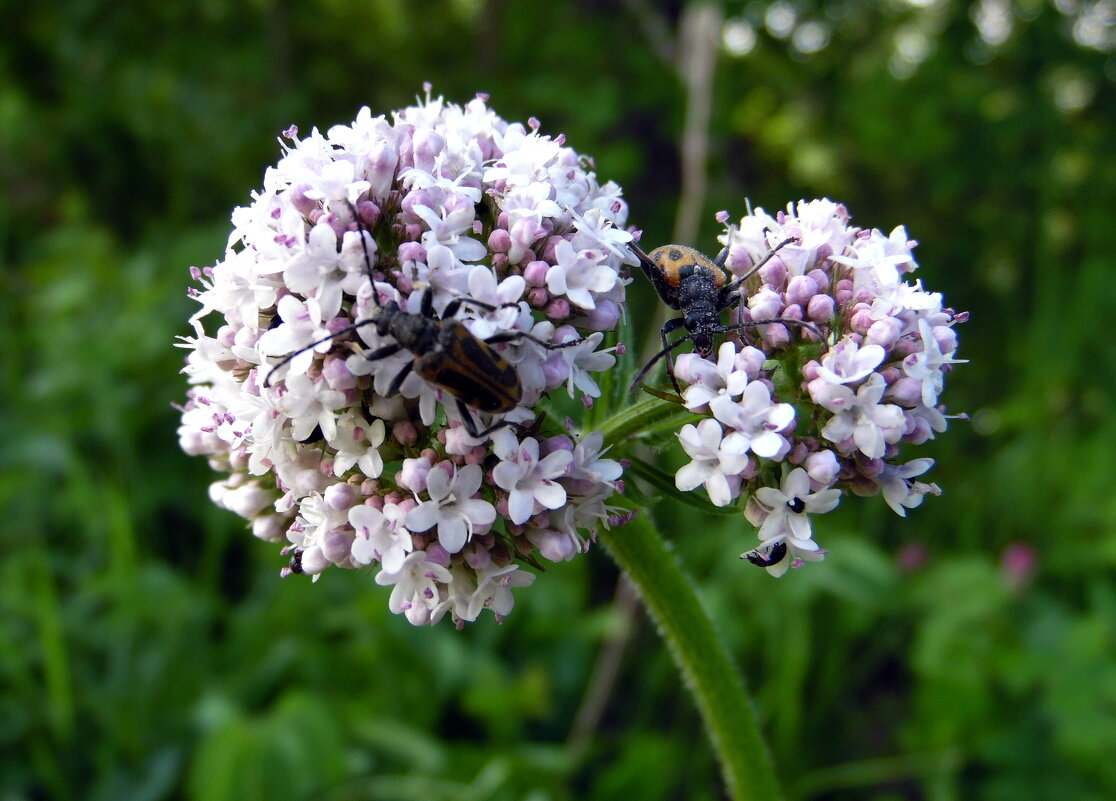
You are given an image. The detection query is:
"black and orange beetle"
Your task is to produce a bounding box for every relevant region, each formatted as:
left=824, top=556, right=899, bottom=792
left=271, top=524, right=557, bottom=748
left=264, top=209, right=582, bottom=440
left=628, top=234, right=812, bottom=392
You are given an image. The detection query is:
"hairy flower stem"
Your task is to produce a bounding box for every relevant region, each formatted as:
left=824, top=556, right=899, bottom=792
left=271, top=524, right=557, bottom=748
left=597, top=504, right=783, bottom=801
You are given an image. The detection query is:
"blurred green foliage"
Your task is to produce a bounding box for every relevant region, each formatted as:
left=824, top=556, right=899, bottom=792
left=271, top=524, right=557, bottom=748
left=3, top=0, right=1115, bottom=799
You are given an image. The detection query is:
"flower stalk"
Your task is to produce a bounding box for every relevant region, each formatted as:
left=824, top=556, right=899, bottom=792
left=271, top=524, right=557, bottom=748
left=598, top=504, right=783, bottom=801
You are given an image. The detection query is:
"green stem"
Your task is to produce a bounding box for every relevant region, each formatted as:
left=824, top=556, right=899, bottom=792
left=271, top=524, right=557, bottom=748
left=597, top=509, right=783, bottom=801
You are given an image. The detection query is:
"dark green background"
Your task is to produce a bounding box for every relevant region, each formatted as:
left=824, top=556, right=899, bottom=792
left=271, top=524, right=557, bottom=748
left=4, top=1, right=1115, bottom=799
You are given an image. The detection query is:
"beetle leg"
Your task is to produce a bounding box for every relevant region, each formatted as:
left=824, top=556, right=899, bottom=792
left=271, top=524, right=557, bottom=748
left=444, top=295, right=523, bottom=322
left=363, top=341, right=403, bottom=362
left=659, top=316, right=688, bottom=394
left=419, top=287, right=435, bottom=318
left=715, top=317, right=827, bottom=345
left=386, top=359, right=415, bottom=397
left=454, top=398, right=519, bottom=440
left=629, top=318, right=690, bottom=393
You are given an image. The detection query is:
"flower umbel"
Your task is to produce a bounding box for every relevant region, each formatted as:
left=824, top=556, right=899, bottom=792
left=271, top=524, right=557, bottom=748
left=178, top=88, right=630, bottom=625
left=645, top=199, right=966, bottom=573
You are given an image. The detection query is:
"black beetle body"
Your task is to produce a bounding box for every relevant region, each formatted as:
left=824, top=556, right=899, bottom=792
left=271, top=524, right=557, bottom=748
left=264, top=206, right=581, bottom=440
left=743, top=541, right=788, bottom=568
left=628, top=234, right=809, bottom=393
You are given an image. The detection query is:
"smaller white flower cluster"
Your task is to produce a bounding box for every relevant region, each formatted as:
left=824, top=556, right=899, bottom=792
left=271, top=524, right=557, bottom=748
left=178, top=88, right=630, bottom=625
left=671, top=199, right=964, bottom=575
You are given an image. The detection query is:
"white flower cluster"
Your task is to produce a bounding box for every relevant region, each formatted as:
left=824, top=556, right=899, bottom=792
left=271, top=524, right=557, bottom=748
left=177, top=88, right=629, bottom=625
left=671, top=199, right=964, bottom=575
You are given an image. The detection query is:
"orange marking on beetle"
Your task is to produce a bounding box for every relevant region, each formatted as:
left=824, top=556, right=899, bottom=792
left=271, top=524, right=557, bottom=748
left=651, top=244, right=727, bottom=289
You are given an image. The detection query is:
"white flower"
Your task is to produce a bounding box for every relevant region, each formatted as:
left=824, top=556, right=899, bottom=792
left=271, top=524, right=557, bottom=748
left=675, top=419, right=749, bottom=507
left=682, top=342, right=751, bottom=410
left=283, top=221, right=345, bottom=319
left=752, top=468, right=841, bottom=574
left=552, top=331, right=616, bottom=398
left=276, top=373, right=346, bottom=442
left=903, top=319, right=966, bottom=407
left=492, top=432, right=573, bottom=524
left=349, top=502, right=412, bottom=571
left=256, top=295, right=331, bottom=382
left=328, top=411, right=386, bottom=477
left=567, top=431, right=623, bottom=484
left=405, top=464, right=496, bottom=553
left=814, top=339, right=886, bottom=385
left=812, top=373, right=905, bottom=458
left=568, top=205, right=634, bottom=263
left=374, top=550, right=453, bottom=626
left=413, top=200, right=488, bottom=263
left=502, top=181, right=563, bottom=263
left=546, top=240, right=617, bottom=310
left=458, top=563, right=536, bottom=622
left=710, top=381, right=796, bottom=460
left=871, top=458, right=941, bottom=516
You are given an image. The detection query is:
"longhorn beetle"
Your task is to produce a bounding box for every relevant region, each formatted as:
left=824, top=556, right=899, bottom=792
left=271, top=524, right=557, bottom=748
left=628, top=234, right=824, bottom=393
left=263, top=206, right=585, bottom=440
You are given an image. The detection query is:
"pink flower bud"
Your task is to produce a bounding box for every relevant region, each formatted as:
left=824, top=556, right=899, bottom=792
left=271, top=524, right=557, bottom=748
left=289, top=184, right=317, bottom=216
left=488, top=228, right=512, bottom=252
left=736, top=346, right=766, bottom=379
left=527, top=528, right=577, bottom=562
left=412, top=129, right=445, bottom=173
left=252, top=514, right=286, bottom=542
left=546, top=298, right=571, bottom=319
left=299, top=546, right=330, bottom=575
left=528, top=287, right=549, bottom=307
left=323, top=530, right=354, bottom=563
left=849, top=307, right=874, bottom=335
left=933, top=325, right=957, bottom=354
left=806, top=293, right=835, bottom=323
left=523, top=260, right=549, bottom=286
left=389, top=421, right=415, bottom=447
left=866, top=316, right=902, bottom=349
left=805, top=449, right=840, bottom=486
left=904, top=414, right=932, bottom=444
left=425, top=544, right=451, bottom=567
left=764, top=323, right=791, bottom=349
left=786, top=275, right=817, bottom=306
left=367, top=142, right=399, bottom=200
left=749, top=287, right=784, bottom=321
left=464, top=542, right=492, bottom=569
left=758, top=256, right=787, bottom=289
left=887, top=376, right=923, bottom=406
left=324, top=482, right=355, bottom=511
left=582, top=299, right=620, bottom=331
left=398, top=456, right=432, bottom=493
left=322, top=355, right=358, bottom=390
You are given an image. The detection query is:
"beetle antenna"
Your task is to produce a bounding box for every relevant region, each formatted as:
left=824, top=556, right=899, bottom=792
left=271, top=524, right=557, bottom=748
left=723, top=235, right=800, bottom=292
left=261, top=319, right=379, bottom=388
left=718, top=317, right=828, bottom=346
left=345, top=200, right=383, bottom=309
